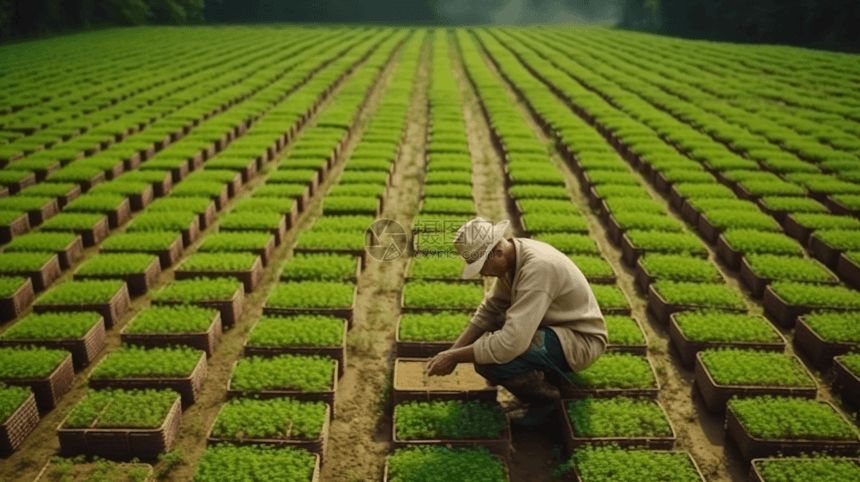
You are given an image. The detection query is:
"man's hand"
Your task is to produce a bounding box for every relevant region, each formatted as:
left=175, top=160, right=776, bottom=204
left=425, top=351, right=458, bottom=377
left=425, top=346, right=477, bottom=376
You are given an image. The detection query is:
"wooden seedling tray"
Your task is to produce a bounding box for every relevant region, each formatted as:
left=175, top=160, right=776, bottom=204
left=782, top=214, right=814, bottom=245
left=808, top=232, right=842, bottom=269
left=0, top=318, right=106, bottom=370
left=632, top=258, right=660, bottom=295
left=680, top=200, right=704, bottom=227
left=0, top=212, right=30, bottom=244
left=141, top=171, right=172, bottom=198
left=725, top=401, right=860, bottom=461
left=618, top=233, right=710, bottom=267
left=600, top=289, right=632, bottom=316
left=749, top=457, right=860, bottom=482
left=560, top=361, right=661, bottom=401
left=762, top=285, right=860, bottom=329
left=43, top=215, right=108, bottom=247
left=121, top=311, right=222, bottom=357
left=4, top=253, right=62, bottom=292
left=5, top=172, right=36, bottom=194
left=126, top=184, right=155, bottom=212
left=822, top=195, right=860, bottom=217
left=23, top=197, right=59, bottom=227
left=391, top=402, right=511, bottom=458
left=263, top=284, right=357, bottom=330
left=0, top=392, right=40, bottom=453
left=220, top=212, right=287, bottom=246
left=756, top=197, right=793, bottom=225
left=175, top=255, right=264, bottom=293
left=75, top=257, right=162, bottom=296
left=206, top=404, right=330, bottom=464
left=667, top=313, right=785, bottom=367
left=651, top=170, right=673, bottom=194
left=605, top=316, right=648, bottom=355
left=89, top=352, right=207, bottom=408
left=54, top=185, right=83, bottom=210
left=0, top=277, right=35, bottom=321
left=402, top=257, right=482, bottom=284
left=102, top=233, right=183, bottom=270
left=394, top=315, right=454, bottom=358
left=648, top=284, right=745, bottom=325
left=102, top=198, right=131, bottom=229
left=382, top=452, right=509, bottom=482
left=696, top=213, right=722, bottom=244
left=2, top=353, right=74, bottom=411
left=392, top=358, right=497, bottom=405
left=34, top=283, right=130, bottom=329
left=562, top=440, right=694, bottom=481
left=175, top=215, right=201, bottom=248
left=57, top=396, right=182, bottom=460
left=667, top=184, right=688, bottom=211
left=282, top=255, right=361, bottom=284
left=324, top=197, right=382, bottom=218
left=398, top=289, right=477, bottom=315
left=249, top=234, right=277, bottom=267
left=243, top=318, right=347, bottom=378
left=837, top=252, right=860, bottom=290
left=741, top=255, right=784, bottom=299
left=226, top=360, right=338, bottom=418
left=559, top=398, right=676, bottom=456
left=715, top=234, right=743, bottom=270
left=833, top=356, right=860, bottom=407
left=52, top=235, right=84, bottom=270
left=694, top=352, right=817, bottom=413
left=793, top=316, right=855, bottom=370
left=292, top=248, right=369, bottom=271
left=196, top=200, right=217, bottom=230
left=603, top=212, right=627, bottom=247
left=152, top=285, right=243, bottom=329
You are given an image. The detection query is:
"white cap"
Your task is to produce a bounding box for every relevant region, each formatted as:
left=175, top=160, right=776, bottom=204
left=453, top=217, right=511, bottom=279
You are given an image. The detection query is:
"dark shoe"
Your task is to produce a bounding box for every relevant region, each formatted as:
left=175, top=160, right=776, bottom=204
left=499, top=370, right=560, bottom=405
left=509, top=401, right=559, bottom=431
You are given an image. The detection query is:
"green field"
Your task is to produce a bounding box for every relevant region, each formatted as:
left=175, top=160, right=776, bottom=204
left=1, top=25, right=860, bottom=482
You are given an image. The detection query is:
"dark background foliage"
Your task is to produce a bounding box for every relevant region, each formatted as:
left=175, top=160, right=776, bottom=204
left=1, top=0, right=858, bottom=50
left=620, top=0, right=860, bottom=50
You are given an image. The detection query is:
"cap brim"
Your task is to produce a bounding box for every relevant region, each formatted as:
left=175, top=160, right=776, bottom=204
left=460, top=220, right=510, bottom=279
left=461, top=251, right=488, bottom=279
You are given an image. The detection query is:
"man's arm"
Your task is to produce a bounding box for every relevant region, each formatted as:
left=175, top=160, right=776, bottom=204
left=451, top=323, right=485, bottom=349
left=426, top=288, right=551, bottom=376
left=426, top=278, right=512, bottom=377
left=471, top=288, right=553, bottom=365
left=470, top=278, right=512, bottom=333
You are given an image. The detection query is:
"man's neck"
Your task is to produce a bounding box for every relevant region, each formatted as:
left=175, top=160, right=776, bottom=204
left=505, top=238, right=516, bottom=277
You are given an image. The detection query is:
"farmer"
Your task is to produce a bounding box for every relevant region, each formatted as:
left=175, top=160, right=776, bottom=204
left=425, top=216, right=608, bottom=428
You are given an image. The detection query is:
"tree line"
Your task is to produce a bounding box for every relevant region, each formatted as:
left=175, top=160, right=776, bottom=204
left=620, top=0, right=859, bottom=50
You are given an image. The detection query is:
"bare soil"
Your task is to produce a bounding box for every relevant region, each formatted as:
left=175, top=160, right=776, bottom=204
left=394, top=360, right=489, bottom=390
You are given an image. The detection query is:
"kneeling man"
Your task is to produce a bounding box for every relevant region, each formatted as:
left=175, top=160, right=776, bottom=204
left=425, top=217, right=607, bottom=428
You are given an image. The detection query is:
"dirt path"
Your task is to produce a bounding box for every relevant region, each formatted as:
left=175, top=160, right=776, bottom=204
left=319, top=32, right=432, bottom=482
left=447, top=32, right=563, bottom=482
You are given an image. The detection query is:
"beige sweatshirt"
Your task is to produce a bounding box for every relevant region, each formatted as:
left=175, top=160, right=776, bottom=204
left=470, top=237, right=608, bottom=372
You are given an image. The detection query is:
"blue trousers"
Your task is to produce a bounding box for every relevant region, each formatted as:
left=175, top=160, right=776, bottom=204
left=476, top=328, right=572, bottom=383
left=474, top=328, right=576, bottom=427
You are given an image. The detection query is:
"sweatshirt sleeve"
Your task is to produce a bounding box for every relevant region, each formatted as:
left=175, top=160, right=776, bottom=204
left=469, top=278, right=511, bottom=333
left=472, top=288, right=553, bottom=365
